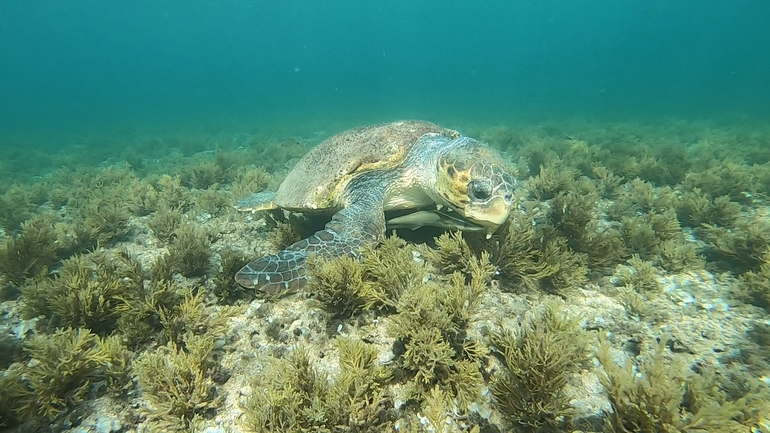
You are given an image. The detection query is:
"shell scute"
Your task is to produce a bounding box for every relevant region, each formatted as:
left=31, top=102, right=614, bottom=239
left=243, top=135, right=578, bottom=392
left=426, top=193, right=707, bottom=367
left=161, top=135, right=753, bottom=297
left=274, top=120, right=458, bottom=210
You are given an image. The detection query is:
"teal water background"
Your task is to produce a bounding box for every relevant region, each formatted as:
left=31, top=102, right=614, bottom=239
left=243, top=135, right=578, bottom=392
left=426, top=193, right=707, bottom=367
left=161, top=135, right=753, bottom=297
left=1, top=0, right=769, bottom=137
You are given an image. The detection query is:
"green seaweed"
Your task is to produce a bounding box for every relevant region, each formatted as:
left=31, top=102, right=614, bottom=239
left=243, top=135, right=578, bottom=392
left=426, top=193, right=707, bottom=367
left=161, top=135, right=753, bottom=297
left=519, top=141, right=558, bottom=178
left=149, top=252, right=174, bottom=281
left=399, top=328, right=484, bottom=410
left=590, top=164, right=624, bottom=198
left=490, top=301, right=590, bottom=432
left=116, top=277, right=239, bottom=349
left=358, top=235, right=431, bottom=311
left=597, top=338, right=760, bottom=433
left=619, top=210, right=681, bottom=262
left=212, top=247, right=250, bottom=302
left=550, top=188, right=599, bottom=242
left=52, top=166, right=148, bottom=245
left=423, top=231, right=476, bottom=276
left=614, top=286, right=657, bottom=320
left=6, top=328, right=130, bottom=423
left=613, top=255, right=663, bottom=294
left=193, top=186, right=232, bottom=215
left=249, top=136, right=307, bottom=174
left=265, top=218, right=304, bottom=251
left=157, top=287, right=238, bottom=347
left=0, top=184, right=39, bottom=232
left=183, top=159, right=225, bottom=189
left=20, top=251, right=143, bottom=335
left=620, top=178, right=674, bottom=214
left=480, top=125, right=529, bottom=152
left=423, top=231, right=496, bottom=282
left=240, top=338, right=392, bottom=433
left=646, top=209, right=684, bottom=241
left=154, top=174, right=191, bottom=211
left=125, top=178, right=160, bottom=216
left=612, top=148, right=682, bottom=186
left=0, top=367, right=24, bottom=426
left=47, top=184, right=72, bottom=210
left=213, top=147, right=243, bottom=182
left=734, top=252, right=770, bottom=310
left=484, top=210, right=586, bottom=294
left=740, top=322, right=770, bottom=375
left=619, top=216, right=658, bottom=261
left=69, top=198, right=132, bottom=245
left=387, top=270, right=489, bottom=410
left=230, top=166, right=274, bottom=200
left=147, top=205, right=183, bottom=243
left=561, top=137, right=607, bottom=177
left=114, top=278, right=186, bottom=347
left=573, top=220, right=629, bottom=269
left=330, top=338, right=393, bottom=428
left=133, top=334, right=221, bottom=431
left=53, top=219, right=100, bottom=256
left=541, top=237, right=590, bottom=293
left=698, top=213, right=770, bottom=274
left=397, top=385, right=484, bottom=433
left=683, top=161, right=757, bottom=204
left=308, top=235, right=428, bottom=317
left=675, top=189, right=741, bottom=228
left=655, top=238, right=704, bottom=273
left=0, top=213, right=62, bottom=286
left=485, top=212, right=559, bottom=292
left=155, top=222, right=212, bottom=278
left=526, top=160, right=579, bottom=201
left=547, top=180, right=634, bottom=270
left=20, top=242, right=233, bottom=348
left=307, top=255, right=368, bottom=319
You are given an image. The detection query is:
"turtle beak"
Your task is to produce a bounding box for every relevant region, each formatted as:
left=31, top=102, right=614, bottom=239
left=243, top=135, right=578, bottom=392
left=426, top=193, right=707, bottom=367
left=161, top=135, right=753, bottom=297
left=460, top=196, right=511, bottom=232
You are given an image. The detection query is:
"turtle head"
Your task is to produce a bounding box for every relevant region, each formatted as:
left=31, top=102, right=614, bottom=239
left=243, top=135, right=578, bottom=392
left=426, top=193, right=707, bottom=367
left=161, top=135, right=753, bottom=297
left=435, top=138, right=515, bottom=232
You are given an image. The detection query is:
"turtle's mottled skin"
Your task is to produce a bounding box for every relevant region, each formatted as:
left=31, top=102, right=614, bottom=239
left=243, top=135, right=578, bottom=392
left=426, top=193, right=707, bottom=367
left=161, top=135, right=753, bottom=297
left=235, top=120, right=516, bottom=295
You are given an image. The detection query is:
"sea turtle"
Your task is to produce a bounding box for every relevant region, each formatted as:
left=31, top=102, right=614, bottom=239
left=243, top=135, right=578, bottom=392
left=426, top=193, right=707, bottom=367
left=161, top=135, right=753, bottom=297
left=234, top=120, right=516, bottom=294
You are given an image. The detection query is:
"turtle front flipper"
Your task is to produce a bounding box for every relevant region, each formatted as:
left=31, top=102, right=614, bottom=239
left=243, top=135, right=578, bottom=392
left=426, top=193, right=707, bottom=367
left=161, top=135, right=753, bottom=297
left=235, top=184, right=386, bottom=295
left=234, top=248, right=309, bottom=294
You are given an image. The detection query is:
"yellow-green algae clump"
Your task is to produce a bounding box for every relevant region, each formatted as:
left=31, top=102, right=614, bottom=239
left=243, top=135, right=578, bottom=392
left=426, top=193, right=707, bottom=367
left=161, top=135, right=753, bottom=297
left=490, top=301, right=591, bottom=432
left=597, top=338, right=769, bottom=432
left=241, top=338, right=392, bottom=432
left=3, top=328, right=131, bottom=423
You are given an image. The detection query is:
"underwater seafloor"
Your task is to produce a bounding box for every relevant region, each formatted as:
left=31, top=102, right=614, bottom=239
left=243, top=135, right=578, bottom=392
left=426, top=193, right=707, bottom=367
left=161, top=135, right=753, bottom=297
left=1, top=118, right=769, bottom=433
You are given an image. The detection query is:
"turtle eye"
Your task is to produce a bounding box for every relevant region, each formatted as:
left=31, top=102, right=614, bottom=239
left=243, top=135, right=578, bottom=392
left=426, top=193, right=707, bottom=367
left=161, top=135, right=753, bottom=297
left=468, top=180, right=492, bottom=201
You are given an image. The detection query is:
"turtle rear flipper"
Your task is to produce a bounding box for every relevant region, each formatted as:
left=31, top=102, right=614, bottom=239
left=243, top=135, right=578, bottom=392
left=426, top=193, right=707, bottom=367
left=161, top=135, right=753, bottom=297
left=235, top=185, right=386, bottom=295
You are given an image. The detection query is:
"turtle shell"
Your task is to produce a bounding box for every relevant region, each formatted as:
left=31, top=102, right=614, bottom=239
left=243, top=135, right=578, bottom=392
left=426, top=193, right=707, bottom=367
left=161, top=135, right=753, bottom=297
left=273, top=120, right=459, bottom=210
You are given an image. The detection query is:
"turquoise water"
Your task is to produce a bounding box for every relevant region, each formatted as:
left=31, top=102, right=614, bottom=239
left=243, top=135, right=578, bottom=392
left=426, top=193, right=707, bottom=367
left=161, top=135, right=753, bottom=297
left=1, top=0, right=769, bottom=137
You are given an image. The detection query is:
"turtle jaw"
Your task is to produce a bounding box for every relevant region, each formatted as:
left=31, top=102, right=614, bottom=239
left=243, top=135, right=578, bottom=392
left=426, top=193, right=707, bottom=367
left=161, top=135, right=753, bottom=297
left=457, top=197, right=511, bottom=233
left=385, top=203, right=506, bottom=233
left=436, top=195, right=512, bottom=235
